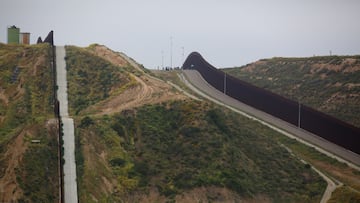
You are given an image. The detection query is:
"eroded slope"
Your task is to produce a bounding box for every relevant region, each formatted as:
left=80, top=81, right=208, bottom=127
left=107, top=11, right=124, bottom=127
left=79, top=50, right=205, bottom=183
left=65, top=45, right=186, bottom=116
left=0, top=43, right=58, bottom=202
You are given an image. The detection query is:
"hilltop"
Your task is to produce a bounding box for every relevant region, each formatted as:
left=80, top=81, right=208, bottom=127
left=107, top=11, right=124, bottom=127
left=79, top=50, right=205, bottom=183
left=223, top=55, right=360, bottom=127
left=65, top=44, right=186, bottom=116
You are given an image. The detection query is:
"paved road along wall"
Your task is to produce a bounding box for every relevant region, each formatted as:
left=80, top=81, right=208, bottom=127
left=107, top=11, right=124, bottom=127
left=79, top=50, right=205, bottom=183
left=56, top=46, right=78, bottom=203
left=182, top=52, right=360, bottom=155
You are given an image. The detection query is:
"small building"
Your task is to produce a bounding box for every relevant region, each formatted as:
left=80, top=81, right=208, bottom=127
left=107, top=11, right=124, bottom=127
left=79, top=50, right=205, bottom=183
left=7, top=25, right=20, bottom=44
left=7, top=25, right=31, bottom=45
left=19, top=32, right=30, bottom=44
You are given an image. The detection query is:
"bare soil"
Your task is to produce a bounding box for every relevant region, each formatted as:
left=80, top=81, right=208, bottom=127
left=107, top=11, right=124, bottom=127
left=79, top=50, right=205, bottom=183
left=310, top=58, right=360, bottom=73
left=320, top=163, right=360, bottom=190
left=0, top=118, right=59, bottom=203
left=87, top=45, right=128, bottom=67
left=83, top=45, right=187, bottom=115
left=0, top=130, right=27, bottom=202
left=0, top=88, right=9, bottom=106
left=89, top=74, right=186, bottom=115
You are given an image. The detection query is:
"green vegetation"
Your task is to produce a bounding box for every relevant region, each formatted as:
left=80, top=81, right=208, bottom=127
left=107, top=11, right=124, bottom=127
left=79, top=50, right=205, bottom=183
left=224, top=56, right=360, bottom=201
left=65, top=46, right=133, bottom=115
left=224, top=55, right=360, bottom=127
left=16, top=125, right=59, bottom=202
left=0, top=43, right=58, bottom=202
left=2, top=41, right=358, bottom=202
left=272, top=129, right=360, bottom=199
left=0, top=43, right=54, bottom=141
left=328, top=186, right=360, bottom=203
left=64, top=45, right=360, bottom=202
left=76, top=101, right=326, bottom=202
left=152, top=69, right=194, bottom=92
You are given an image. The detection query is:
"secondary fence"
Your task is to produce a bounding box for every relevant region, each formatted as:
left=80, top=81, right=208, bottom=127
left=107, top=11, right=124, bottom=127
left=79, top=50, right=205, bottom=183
left=183, top=52, right=360, bottom=155
left=43, top=29, right=64, bottom=203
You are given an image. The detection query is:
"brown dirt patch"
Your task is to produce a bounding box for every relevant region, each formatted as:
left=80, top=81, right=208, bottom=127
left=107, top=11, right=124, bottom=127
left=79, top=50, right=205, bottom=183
left=87, top=45, right=128, bottom=67
left=334, top=82, right=343, bottom=87
left=310, top=58, right=360, bottom=74
left=0, top=130, right=28, bottom=202
left=325, top=92, right=346, bottom=104
left=346, top=83, right=360, bottom=89
left=0, top=119, right=59, bottom=202
left=31, top=55, right=46, bottom=76
left=82, top=45, right=188, bottom=115
left=0, top=88, right=9, bottom=106
left=313, top=62, right=343, bottom=73
left=343, top=58, right=360, bottom=73
left=310, top=159, right=360, bottom=191
left=90, top=73, right=186, bottom=115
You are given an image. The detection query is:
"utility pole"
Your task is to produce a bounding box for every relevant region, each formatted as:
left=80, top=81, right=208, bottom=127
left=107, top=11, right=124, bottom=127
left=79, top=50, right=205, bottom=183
left=161, top=50, right=164, bottom=70
left=224, top=72, right=227, bottom=94
left=170, top=36, right=173, bottom=69
left=181, top=46, right=184, bottom=68
left=298, top=101, right=301, bottom=128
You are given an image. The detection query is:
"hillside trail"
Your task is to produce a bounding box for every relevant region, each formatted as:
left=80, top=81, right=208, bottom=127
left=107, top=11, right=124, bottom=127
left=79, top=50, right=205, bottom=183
left=280, top=144, right=343, bottom=203
left=86, top=45, right=187, bottom=115
left=300, top=159, right=342, bottom=203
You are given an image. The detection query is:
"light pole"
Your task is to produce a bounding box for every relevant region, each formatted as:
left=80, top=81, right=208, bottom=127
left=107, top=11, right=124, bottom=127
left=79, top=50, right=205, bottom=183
left=298, top=100, right=301, bottom=128
left=224, top=72, right=227, bottom=94
left=170, top=36, right=173, bottom=69
left=161, top=50, right=164, bottom=70
left=181, top=46, right=184, bottom=68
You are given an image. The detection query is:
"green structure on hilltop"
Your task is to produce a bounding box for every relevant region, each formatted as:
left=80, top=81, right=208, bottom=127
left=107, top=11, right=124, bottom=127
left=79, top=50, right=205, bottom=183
left=7, top=25, right=20, bottom=44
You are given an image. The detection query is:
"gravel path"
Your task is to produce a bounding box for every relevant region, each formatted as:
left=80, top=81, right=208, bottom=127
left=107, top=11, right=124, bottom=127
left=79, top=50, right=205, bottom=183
left=56, top=46, right=78, bottom=203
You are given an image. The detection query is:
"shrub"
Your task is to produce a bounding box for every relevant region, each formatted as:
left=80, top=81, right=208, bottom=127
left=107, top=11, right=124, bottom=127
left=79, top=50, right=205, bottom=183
left=79, top=116, right=94, bottom=128
left=109, top=157, right=126, bottom=167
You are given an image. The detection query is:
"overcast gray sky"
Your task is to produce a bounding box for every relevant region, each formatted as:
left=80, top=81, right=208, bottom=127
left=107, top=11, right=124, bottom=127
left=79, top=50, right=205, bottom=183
left=1, top=0, right=360, bottom=69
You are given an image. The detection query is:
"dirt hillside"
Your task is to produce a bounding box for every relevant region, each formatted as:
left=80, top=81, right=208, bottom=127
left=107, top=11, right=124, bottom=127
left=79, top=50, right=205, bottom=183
left=83, top=44, right=188, bottom=115
left=0, top=43, right=59, bottom=202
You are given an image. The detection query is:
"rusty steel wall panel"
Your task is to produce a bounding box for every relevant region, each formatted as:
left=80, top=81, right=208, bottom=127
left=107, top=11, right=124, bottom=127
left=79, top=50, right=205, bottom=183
left=183, top=52, right=360, bottom=155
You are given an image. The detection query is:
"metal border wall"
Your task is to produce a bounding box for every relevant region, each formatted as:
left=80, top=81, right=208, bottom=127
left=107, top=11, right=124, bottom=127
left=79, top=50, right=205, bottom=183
left=183, top=52, right=360, bottom=155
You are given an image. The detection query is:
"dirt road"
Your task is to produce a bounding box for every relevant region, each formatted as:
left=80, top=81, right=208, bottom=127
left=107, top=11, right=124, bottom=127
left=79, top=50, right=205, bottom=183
left=84, top=45, right=189, bottom=115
